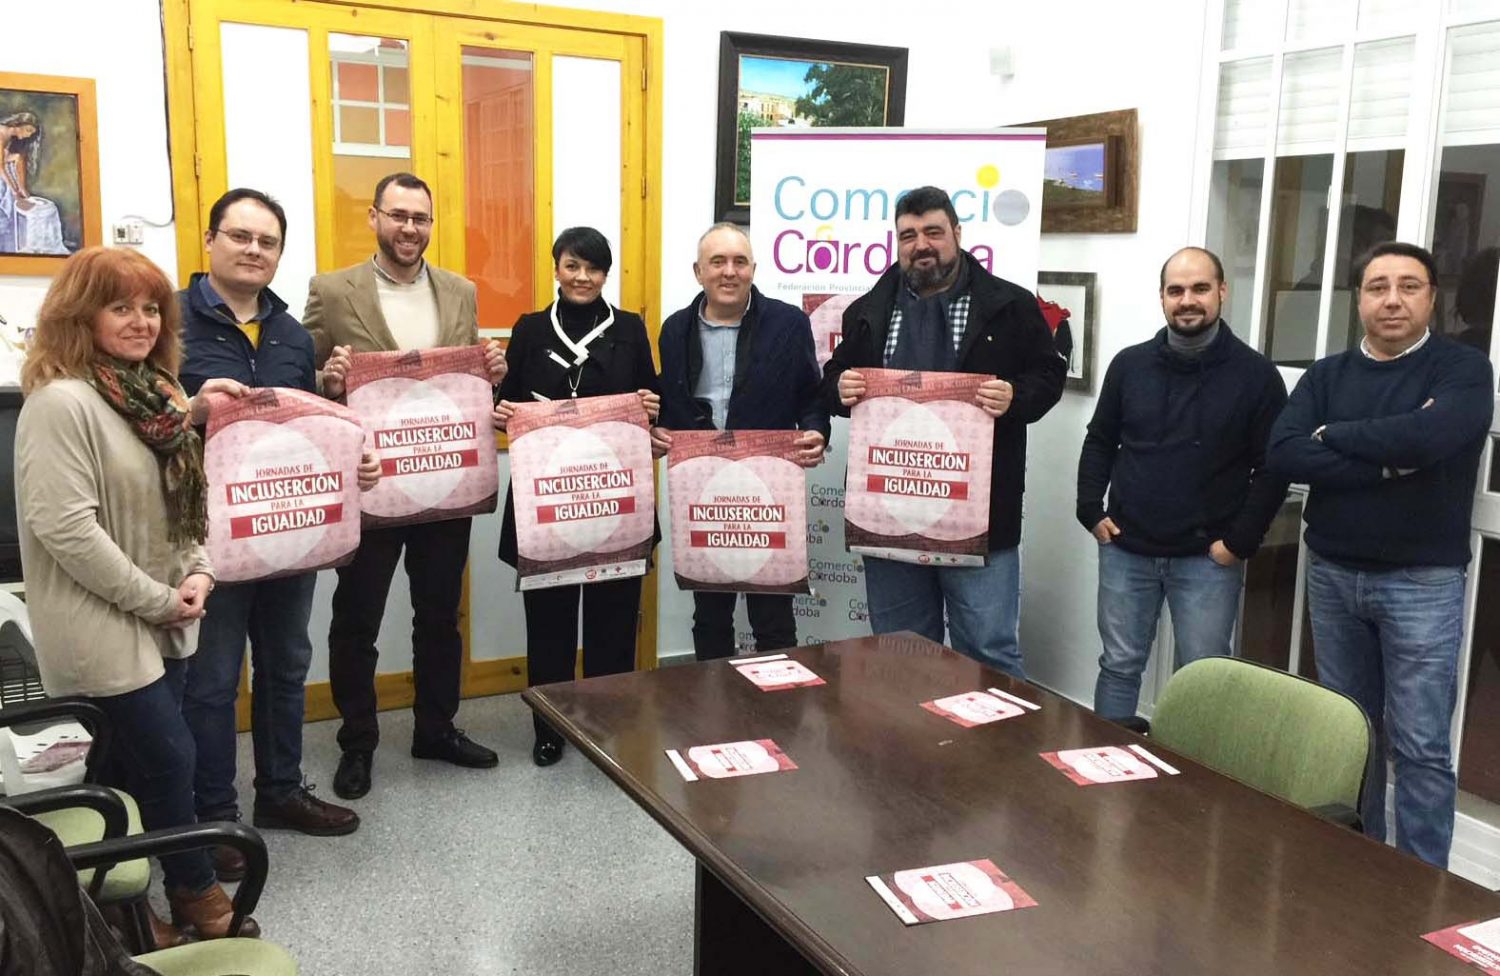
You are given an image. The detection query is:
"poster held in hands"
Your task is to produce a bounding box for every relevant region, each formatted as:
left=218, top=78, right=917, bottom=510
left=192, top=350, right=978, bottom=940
left=668, top=429, right=809, bottom=594
left=204, top=387, right=367, bottom=582
left=845, top=368, right=993, bottom=566
left=508, top=393, right=654, bottom=590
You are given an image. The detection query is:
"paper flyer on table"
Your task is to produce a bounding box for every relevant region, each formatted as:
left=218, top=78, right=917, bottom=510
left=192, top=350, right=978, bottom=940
left=731, top=656, right=826, bottom=692
left=1040, top=745, right=1181, bottom=786
left=845, top=368, right=994, bottom=565
left=665, top=739, right=798, bottom=782
left=668, top=429, right=809, bottom=594
left=204, top=387, right=367, bottom=582
left=866, top=858, right=1037, bottom=925
left=507, top=392, right=654, bottom=590
left=921, top=688, right=1039, bottom=728
left=344, top=346, right=498, bottom=528
left=1423, top=916, right=1500, bottom=975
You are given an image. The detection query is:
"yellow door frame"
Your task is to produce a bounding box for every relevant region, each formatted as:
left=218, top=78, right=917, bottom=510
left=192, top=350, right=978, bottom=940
left=161, top=0, right=664, bottom=725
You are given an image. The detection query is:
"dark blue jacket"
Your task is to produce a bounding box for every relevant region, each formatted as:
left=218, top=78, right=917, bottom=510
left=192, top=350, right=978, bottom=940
left=178, top=273, right=315, bottom=396
left=1076, top=324, right=1288, bottom=559
left=657, top=286, right=830, bottom=439
left=1267, top=334, right=1492, bottom=568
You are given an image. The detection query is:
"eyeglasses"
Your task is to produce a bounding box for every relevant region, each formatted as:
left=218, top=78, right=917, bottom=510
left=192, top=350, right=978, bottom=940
left=1360, top=278, right=1430, bottom=298
left=375, top=207, right=433, bottom=228
left=214, top=227, right=282, bottom=252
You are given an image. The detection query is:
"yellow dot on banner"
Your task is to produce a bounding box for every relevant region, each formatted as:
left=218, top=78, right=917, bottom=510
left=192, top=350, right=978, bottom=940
left=976, top=164, right=1000, bottom=188
left=814, top=224, right=834, bottom=240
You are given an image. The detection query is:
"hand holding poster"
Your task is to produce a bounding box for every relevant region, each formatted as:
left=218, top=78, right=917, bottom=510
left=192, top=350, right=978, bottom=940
left=508, top=392, right=654, bottom=590
left=344, top=346, right=498, bottom=528
left=668, top=429, right=809, bottom=594
left=204, top=387, right=367, bottom=582
left=845, top=368, right=994, bottom=565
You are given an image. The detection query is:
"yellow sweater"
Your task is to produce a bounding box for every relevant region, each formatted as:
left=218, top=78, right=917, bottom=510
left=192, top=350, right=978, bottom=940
left=16, top=379, right=212, bottom=697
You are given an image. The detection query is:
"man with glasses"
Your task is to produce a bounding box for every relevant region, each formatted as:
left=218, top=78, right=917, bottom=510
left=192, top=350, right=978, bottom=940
left=1268, top=240, right=1493, bottom=869
left=180, top=188, right=362, bottom=881
left=304, top=172, right=507, bottom=801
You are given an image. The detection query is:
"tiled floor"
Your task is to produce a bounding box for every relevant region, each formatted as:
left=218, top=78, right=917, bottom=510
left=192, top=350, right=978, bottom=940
left=208, top=693, right=694, bottom=975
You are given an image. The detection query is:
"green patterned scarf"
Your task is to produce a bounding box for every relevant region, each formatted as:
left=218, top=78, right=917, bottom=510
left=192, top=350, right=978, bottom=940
left=89, top=358, right=208, bottom=545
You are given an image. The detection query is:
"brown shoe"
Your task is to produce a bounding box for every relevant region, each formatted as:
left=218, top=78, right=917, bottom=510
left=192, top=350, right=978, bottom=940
left=252, top=785, right=360, bottom=836
left=212, top=844, right=246, bottom=882
left=147, top=905, right=186, bottom=950
left=167, top=882, right=261, bottom=940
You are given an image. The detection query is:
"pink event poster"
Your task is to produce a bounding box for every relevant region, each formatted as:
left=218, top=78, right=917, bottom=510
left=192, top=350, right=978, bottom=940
left=667, top=429, right=809, bottom=594
left=204, top=388, right=367, bottom=582
left=866, top=858, right=1037, bottom=926
left=665, top=739, right=798, bottom=782
left=802, top=293, right=856, bottom=368
left=1424, top=916, right=1500, bottom=975
left=731, top=655, right=826, bottom=692
left=507, top=392, right=654, bottom=590
left=1040, top=745, right=1182, bottom=786
left=344, top=346, right=498, bottom=528
left=921, top=688, right=1038, bottom=728
left=845, top=368, right=993, bottom=566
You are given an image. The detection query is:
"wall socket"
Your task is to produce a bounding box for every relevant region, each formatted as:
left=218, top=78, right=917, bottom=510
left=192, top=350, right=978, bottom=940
left=111, top=220, right=145, bottom=246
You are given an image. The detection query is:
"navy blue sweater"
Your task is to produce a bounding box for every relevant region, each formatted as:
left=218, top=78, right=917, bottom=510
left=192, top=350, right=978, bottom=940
left=178, top=273, right=315, bottom=396
left=1077, top=324, right=1288, bottom=558
left=1267, top=335, right=1493, bottom=568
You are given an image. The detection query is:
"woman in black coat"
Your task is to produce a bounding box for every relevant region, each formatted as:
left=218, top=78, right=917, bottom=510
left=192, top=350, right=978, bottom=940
left=493, top=227, right=661, bottom=766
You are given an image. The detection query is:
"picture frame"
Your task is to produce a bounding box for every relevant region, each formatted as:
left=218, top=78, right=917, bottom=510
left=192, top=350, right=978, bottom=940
left=1017, top=109, right=1138, bottom=234
left=1038, top=271, right=1097, bottom=392
left=715, top=32, right=908, bottom=225
left=0, top=71, right=101, bottom=274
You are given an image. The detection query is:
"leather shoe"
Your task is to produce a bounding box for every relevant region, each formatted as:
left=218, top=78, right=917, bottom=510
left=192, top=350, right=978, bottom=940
left=532, top=738, right=565, bottom=767
left=333, top=750, right=372, bottom=800
left=253, top=785, right=360, bottom=836
left=411, top=729, right=498, bottom=768
left=167, top=882, right=261, bottom=940
left=211, top=844, right=246, bottom=882
left=147, top=906, right=186, bottom=950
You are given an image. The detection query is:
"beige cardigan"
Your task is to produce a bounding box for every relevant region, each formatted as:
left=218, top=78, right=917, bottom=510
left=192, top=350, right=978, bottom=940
left=16, top=379, right=212, bottom=697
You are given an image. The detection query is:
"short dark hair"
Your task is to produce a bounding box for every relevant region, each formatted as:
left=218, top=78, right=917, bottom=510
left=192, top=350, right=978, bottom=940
left=894, top=185, right=959, bottom=230
left=551, top=226, right=612, bottom=273
left=373, top=172, right=432, bottom=210
left=1159, top=246, right=1225, bottom=290
left=1354, top=240, right=1438, bottom=290
left=208, top=187, right=287, bottom=241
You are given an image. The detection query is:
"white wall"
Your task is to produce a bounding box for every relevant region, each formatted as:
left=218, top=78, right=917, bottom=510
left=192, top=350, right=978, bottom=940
left=0, top=0, right=179, bottom=334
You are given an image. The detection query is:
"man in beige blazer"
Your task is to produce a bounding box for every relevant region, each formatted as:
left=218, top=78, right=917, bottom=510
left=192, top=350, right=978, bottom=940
left=304, top=171, right=506, bottom=801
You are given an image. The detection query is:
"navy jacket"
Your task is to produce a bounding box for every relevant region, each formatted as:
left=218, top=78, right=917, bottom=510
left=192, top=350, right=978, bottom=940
left=178, top=273, right=315, bottom=396
left=1076, top=324, right=1288, bottom=559
left=657, top=286, right=830, bottom=440
left=820, top=253, right=1065, bottom=551
left=1267, top=334, right=1492, bottom=568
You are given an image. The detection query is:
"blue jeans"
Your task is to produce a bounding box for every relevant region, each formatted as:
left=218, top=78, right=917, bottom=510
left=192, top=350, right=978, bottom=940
left=1093, top=544, right=1245, bottom=720
left=93, top=658, right=216, bottom=893
left=862, top=547, right=1024, bottom=679
left=182, top=573, right=316, bottom=819
left=1304, top=551, right=1464, bottom=868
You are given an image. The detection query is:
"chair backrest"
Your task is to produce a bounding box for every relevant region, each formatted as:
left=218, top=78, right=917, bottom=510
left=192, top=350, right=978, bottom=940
left=1150, top=656, right=1371, bottom=813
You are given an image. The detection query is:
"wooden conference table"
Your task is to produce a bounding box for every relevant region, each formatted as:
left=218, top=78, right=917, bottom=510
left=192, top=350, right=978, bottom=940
left=521, top=634, right=1500, bottom=975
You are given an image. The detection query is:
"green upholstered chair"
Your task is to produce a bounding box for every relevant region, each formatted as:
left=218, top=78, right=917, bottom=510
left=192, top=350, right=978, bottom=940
left=1148, top=656, right=1372, bottom=826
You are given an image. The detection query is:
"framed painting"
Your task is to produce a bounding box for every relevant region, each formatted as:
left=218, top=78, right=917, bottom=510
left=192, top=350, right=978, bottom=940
left=1038, top=271, right=1097, bottom=392
left=0, top=71, right=101, bottom=275
left=1018, top=108, right=1138, bottom=234
left=716, top=32, right=908, bottom=225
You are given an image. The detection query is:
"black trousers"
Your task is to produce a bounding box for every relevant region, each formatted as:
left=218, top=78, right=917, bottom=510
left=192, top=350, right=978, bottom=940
left=329, top=517, right=471, bottom=753
left=524, top=576, right=642, bottom=745
left=691, top=592, right=797, bottom=661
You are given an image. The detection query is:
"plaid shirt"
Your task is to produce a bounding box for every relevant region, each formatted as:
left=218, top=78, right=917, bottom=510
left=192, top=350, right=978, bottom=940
left=882, top=293, right=972, bottom=366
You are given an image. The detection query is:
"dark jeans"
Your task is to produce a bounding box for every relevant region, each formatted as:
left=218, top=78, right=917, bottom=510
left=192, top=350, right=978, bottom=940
left=691, top=592, right=797, bottom=661
left=329, top=518, right=471, bottom=753
left=182, top=573, right=316, bottom=820
left=524, top=576, right=642, bottom=745
left=93, top=658, right=215, bottom=893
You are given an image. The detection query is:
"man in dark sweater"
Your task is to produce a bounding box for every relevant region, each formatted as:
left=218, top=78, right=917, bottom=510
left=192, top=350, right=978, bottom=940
left=821, top=186, right=1065, bottom=678
left=1077, top=247, right=1287, bottom=721
left=655, top=223, right=830, bottom=660
left=1267, top=241, right=1493, bottom=869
